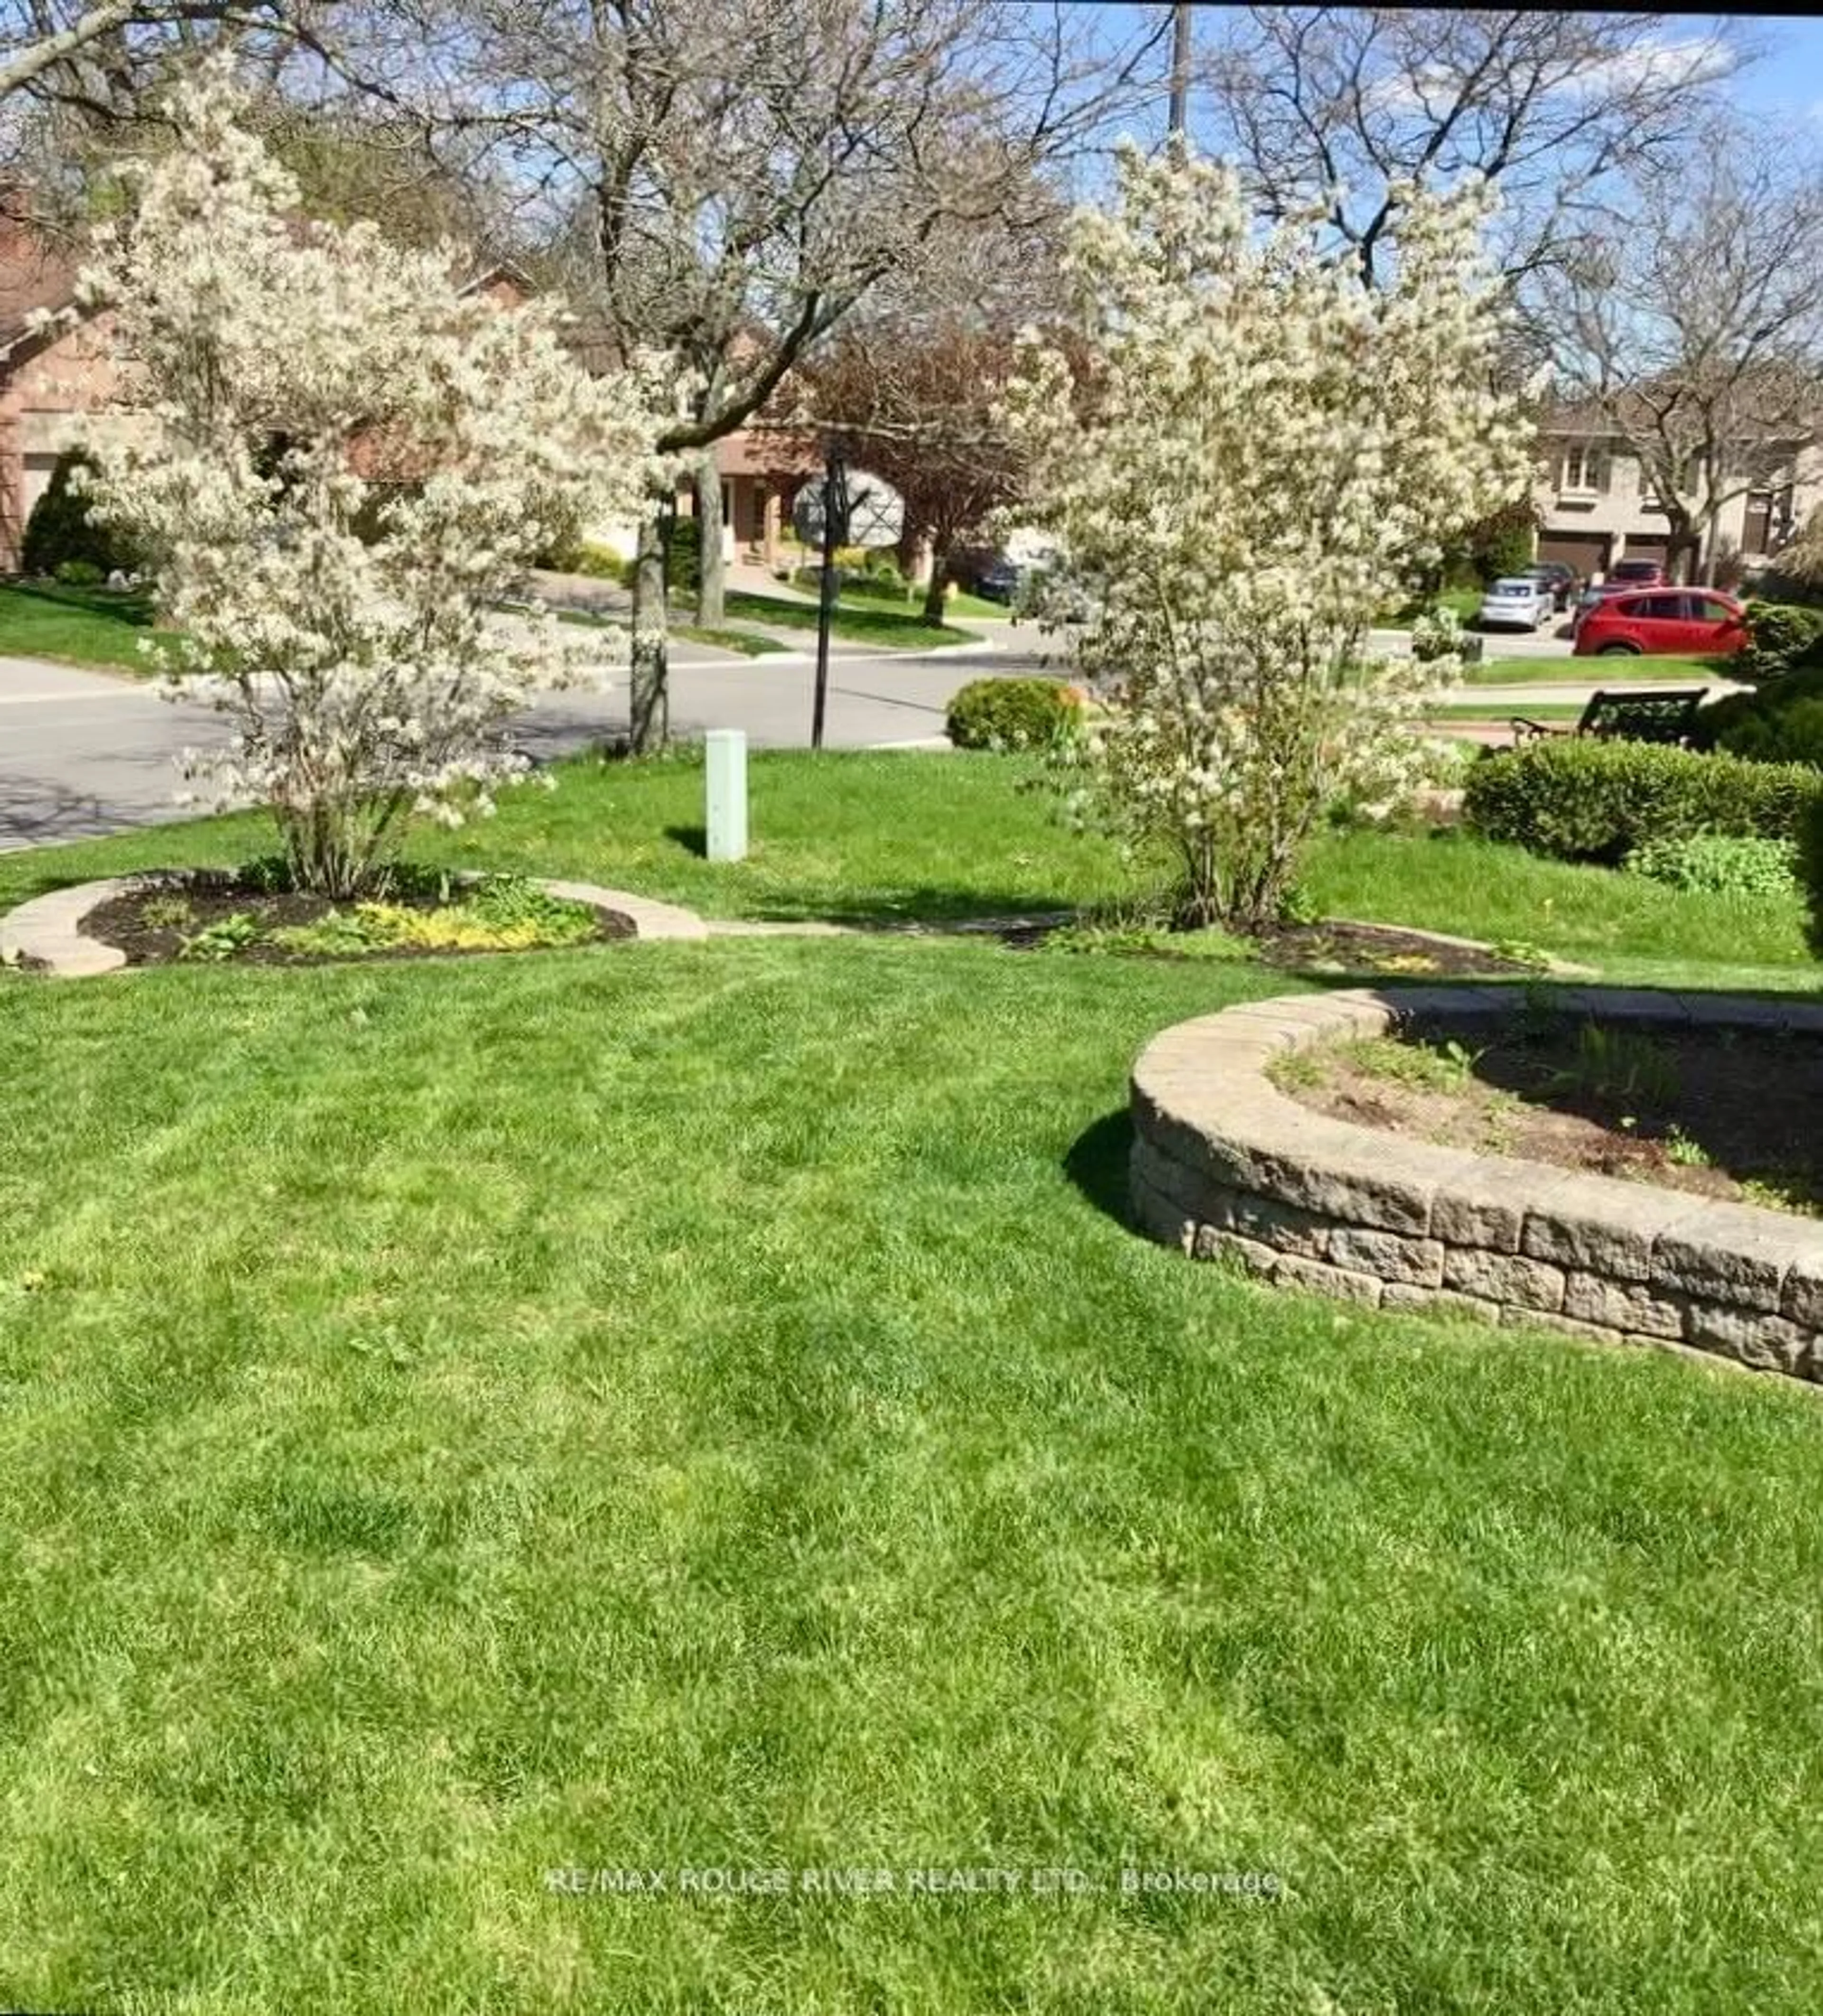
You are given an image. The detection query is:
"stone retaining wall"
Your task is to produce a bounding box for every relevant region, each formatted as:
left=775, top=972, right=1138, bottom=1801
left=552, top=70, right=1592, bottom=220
left=1130, top=986, right=1823, bottom=1384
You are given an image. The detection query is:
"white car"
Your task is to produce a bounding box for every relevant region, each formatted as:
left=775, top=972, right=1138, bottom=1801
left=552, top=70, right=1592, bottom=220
left=1476, top=577, right=1553, bottom=631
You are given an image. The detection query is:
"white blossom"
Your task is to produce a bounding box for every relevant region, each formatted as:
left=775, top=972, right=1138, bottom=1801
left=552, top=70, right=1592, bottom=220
left=1002, top=146, right=1533, bottom=930
left=75, top=61, right=659, bottom=898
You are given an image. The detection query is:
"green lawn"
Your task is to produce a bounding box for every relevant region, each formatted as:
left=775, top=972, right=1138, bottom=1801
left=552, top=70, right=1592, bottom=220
left=0, top=580, right=175, bottom=674
left=829, top=575, right=1010, bottom=621
left=725, top=587, right=978, bottom=650
left=674, top=622, right=794, bottom=657
left=1466, top=653, right=1734, bottom=686
left=3, top=754, right=1822, bottom=2011
left=1425, top=701, right=1584, bottom=723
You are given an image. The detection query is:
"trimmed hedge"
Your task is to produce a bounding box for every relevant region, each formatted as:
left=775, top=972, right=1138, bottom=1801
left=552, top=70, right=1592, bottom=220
left=945, top=677, right=1076, bottom=750
left=1801, top=792, right=1823, bottom=956
left=1463, top=737, right=1823, bottom=864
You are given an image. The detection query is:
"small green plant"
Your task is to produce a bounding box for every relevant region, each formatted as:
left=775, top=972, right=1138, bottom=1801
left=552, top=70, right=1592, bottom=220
left=139, top=892, right=196, bottom=931
left=1548, top=1022, right=1681, bottom=1112
left=1489, top=937, right=1553, bottom=971
left=1344, top=1033, right=1483, bottom=1094
left=1740, top=1172, right=1823, bottom=1218
left=1277, top=882, right=1322, bottom=926
left=1267, top=1047, right=1325, bottom=1091
left=1664, top=1126, right=1711, bottom=1168
left=268, top=878, right=601, bottom=959
left=1624, top=835, right=1801, bottom=901
left=53, top=557, right=107, bottom=587
left=178, top=912, right=262, bottom=961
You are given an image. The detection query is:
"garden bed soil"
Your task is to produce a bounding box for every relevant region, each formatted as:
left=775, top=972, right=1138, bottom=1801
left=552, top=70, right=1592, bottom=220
left=83, top=875, right=634, bottom=968
left=1016, top=917, right=1542, bottom=976
left=1282, top=1020, right=1823, bottom=1217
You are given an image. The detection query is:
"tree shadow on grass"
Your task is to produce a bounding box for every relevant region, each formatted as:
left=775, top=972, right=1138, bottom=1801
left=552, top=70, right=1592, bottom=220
left=1066, top=1108, right=1136, bottom=1229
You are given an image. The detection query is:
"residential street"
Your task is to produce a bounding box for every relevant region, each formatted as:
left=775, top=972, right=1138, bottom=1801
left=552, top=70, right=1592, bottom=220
left=0, top=611, right=1737, bottom=853
left=0, top=626, right=1073, bottom=852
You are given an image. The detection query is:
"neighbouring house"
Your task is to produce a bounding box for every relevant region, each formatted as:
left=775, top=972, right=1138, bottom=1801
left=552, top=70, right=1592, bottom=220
left=1534, top=394, right=1823, bottom=583
left=0, top=217, right=119, bottom=570
left=0, top=216, right=571, bottom=573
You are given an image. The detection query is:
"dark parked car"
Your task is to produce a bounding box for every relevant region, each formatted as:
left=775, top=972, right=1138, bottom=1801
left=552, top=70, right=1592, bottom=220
left=1569, top=579, right=1638, bottom=634
left=970, top=557, right=1023, bottom=603
left=1523, top=561, right=1578, bottom=611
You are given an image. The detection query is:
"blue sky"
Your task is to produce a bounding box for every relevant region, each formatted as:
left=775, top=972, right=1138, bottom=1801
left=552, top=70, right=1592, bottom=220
left=1071, top=8, right=1823, bottom=142
left=1731, top=15, right=1823, bottom=122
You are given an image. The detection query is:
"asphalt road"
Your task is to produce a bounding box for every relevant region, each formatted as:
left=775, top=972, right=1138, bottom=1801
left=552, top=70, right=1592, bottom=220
left=0, top=625, right=1074, bottom=853
left=0, top=614, right=1671, bottom=856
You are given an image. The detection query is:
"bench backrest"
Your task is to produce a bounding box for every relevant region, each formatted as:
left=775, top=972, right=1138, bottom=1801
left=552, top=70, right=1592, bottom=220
left=1578, top=688, right=1703, bottom=745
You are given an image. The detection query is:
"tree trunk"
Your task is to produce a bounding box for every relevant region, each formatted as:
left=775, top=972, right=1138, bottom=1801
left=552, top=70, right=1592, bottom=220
left=694, top=448, right=725, bottom=627
left=629, top=501, right=669, bottom=755
left=921, top=536, right=951, bottom=626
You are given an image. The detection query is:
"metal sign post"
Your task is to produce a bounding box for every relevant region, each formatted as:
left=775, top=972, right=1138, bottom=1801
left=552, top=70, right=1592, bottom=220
left=810, top=447, right=847, bottom=752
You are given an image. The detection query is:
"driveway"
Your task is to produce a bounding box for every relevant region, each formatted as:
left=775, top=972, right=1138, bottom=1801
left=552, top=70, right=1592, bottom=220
left=0, top=628, right=1067, bottom=853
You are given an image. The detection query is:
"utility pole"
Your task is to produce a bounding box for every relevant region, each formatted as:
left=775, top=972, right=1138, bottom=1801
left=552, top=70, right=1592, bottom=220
left=1167, top=1, right=1192, bottom=141
left=811, top=445, right=847, bottom=751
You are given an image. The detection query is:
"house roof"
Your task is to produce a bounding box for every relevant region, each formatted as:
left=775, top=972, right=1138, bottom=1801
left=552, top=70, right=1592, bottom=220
left=1545, top=371, right=1823, bottom=441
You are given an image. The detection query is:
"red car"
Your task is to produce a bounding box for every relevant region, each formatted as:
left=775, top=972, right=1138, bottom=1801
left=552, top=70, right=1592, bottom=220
left=1606, top=558, right=1667, bottom=588
left=1572, top=588, right=1749, bottom=658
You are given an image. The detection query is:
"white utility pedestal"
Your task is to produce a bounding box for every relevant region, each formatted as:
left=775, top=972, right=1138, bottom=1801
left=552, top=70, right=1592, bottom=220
left=705, top=729, right=748, bottom=862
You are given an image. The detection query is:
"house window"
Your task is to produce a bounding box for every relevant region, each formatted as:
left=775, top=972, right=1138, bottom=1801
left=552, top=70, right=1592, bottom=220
left=1559, top=444, right=1604, bottom=495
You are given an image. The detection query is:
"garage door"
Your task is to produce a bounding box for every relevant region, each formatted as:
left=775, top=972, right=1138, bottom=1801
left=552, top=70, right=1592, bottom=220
left=1537, top=531, right=1610, bottom=576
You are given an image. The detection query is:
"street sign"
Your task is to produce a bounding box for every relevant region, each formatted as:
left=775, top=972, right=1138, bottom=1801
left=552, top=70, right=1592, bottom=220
left=792, top=467, right=904, bottom=549
left=844, top=469, right=905, bottom=548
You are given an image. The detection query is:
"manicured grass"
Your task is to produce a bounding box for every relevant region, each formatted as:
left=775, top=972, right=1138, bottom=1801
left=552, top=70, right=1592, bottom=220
left=725, top=587, right=978, bottom=650
left=834, top=575, right=1010, bottom=621
left=675, top=622, right=794, bottom=656
left=1425, top=701, right=1584, bottom=722
left=0, top=580, right=175, bottom=674
left=6, top=750, right=1813, bottom=988
left=4, top=756, right=1822, bottom=2010
left=1466, top=653, right=1734, bottom=686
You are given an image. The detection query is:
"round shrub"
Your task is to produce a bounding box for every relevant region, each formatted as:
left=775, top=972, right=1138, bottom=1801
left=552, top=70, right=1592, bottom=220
left=1463, top=736, right=1823, bottom=864
left=52, top=557, right=106, bottom=587
left=1740, top=601, right=1823, bottom=682
left=1623, top=834, right=1801, bottom=900
left=945, top=676, right=1078, bottom=750
left=20, top=449, right=138, bottom=578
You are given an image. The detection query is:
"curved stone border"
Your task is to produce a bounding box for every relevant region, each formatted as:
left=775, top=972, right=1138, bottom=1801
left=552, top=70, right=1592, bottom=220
left=0, top=872, right=708, bottom=978
left=1131, top=985, right=1823, bottom=1383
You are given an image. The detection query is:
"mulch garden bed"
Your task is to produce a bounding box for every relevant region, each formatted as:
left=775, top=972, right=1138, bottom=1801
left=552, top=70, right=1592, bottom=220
left=83, top=874, right=633, bottom=969
left=1001, top=916, right=1543, bottom=976
left=1280, top=1018, right=1823, bottom=1217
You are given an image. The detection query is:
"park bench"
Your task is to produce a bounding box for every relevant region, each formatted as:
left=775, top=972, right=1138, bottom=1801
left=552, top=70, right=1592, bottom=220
left=1512, top=687, right=1704, bottom=748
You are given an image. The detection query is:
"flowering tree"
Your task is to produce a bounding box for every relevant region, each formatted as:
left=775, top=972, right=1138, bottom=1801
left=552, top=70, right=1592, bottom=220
left=1003, top=146, right=1534, bottom=931
left=71, top=64, right=655, bottom=898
